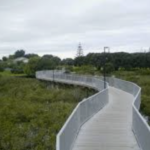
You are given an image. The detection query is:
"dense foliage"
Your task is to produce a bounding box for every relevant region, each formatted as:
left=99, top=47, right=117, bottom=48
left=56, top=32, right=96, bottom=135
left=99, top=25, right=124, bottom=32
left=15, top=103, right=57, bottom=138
left=1, top=50, right=150, bottom=76
left=74, top=52, right=150, bottom=70
left=14, top=50, right=25, bottom=58
left=1, top=50, right=150, bottom=125
left=0, top=75, right=96, bottom=150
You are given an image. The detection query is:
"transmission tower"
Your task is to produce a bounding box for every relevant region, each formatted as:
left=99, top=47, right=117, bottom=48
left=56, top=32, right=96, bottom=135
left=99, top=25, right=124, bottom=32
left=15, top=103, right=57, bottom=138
left=76, top=43, right=83, bottom=57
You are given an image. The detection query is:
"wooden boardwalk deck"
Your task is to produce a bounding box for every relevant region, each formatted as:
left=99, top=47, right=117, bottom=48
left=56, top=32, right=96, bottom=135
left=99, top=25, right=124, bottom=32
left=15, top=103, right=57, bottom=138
left=72, top=87, right=141, bottom=150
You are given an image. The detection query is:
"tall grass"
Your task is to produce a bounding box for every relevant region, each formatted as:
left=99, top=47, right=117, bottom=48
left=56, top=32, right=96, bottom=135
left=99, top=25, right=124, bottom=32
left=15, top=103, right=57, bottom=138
left=0, top=76, right=96, bottom=150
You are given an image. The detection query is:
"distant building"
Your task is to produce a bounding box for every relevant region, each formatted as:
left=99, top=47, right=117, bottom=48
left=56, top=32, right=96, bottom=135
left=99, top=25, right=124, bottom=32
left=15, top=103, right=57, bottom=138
left=13, top=57, right=29, bottom=63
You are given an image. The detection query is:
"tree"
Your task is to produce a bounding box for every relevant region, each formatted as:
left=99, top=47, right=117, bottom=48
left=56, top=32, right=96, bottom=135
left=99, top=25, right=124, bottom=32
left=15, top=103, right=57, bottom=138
left=74, top=56, right=85, bottom=66
left=2, top=56, right=8, bottom=61
left=8, top=55, right=14, bottom=60
left=0, top=62, right=5, bottom=72
left=104, top=63, right=115, bottom=75
left=61, top=58, right=74, bottom=66
left=25, top=53, right=39, bottom=59
left=24, top=56, right=40, bottom=76
left=37, top=55, right=61, bottom=70
left=24, top=55, right=61, bottom=76
left=11, top=61, right=25, bottom=74
left=14, top=50, right=25, bottom=58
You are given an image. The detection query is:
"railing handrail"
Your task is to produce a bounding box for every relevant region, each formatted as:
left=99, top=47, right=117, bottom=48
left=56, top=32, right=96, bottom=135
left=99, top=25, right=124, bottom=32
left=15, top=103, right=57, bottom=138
left=36, top=71, right=150, bottom=150
left=108, top=77, right=150, bottom=128
left=36, top=70, right=109, bottom=150
left=107, top=77, right=150, bottom=150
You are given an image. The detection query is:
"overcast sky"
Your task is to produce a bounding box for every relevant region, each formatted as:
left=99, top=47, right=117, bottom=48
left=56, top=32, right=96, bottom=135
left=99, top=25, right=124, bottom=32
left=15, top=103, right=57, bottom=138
left=0, top=0, right=150, bottom=59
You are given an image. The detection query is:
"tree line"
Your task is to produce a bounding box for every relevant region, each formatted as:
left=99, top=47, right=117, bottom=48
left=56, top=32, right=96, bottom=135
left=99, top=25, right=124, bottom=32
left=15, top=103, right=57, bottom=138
left=1, top=50, right=150, bottom=76
left=74, top=52, right=150, bottom=70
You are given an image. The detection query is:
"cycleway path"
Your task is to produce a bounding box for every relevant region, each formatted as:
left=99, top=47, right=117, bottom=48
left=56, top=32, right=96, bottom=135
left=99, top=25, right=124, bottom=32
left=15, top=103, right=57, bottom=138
left=72, top=87, right=141, bottom=150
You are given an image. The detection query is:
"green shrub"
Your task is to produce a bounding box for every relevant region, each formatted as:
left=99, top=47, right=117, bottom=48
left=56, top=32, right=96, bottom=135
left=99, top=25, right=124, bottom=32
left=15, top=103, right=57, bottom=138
left=0, top=76, right=96, bottom=150
left=73, top=65, right=95, bottom=75
left=136, top=68, right=150, bottom=75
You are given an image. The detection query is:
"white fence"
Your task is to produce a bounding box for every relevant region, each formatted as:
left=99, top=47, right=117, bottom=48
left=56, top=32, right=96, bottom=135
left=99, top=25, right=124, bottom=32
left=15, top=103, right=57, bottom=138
left=36, top=71, right=150, bottom=150
left=36, top=71, right=109, bottom=150
left=107, top=77, right=150, bottom=150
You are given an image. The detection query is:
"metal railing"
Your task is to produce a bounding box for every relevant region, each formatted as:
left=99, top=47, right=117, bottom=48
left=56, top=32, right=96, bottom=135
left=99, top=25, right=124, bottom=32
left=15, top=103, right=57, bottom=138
left=36, top=71, right=150, bottom=150
left=36, top=71, right=109, bottom=150
left=107, top=77, right=150, bottom=150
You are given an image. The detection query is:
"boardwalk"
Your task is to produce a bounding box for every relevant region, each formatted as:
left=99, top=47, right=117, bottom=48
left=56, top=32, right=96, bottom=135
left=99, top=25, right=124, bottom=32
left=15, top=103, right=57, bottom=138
left=72, top=87, right=141, bottom=150
left=36, top=71, right=150, bottom=150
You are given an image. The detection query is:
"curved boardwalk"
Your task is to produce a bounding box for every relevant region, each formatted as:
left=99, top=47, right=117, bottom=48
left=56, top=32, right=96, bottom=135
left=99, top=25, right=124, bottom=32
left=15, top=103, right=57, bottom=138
left=72, top=87, right=141, bottom=150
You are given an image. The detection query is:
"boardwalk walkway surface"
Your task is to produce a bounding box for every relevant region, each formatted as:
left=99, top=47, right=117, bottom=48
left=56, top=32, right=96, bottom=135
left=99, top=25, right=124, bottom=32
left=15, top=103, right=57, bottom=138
left=72, top=87, right=141, bottom=150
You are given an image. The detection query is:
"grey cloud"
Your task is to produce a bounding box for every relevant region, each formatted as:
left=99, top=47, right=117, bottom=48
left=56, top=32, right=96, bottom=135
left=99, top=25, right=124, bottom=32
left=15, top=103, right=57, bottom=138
left=0, top=0, right=150, bottom=58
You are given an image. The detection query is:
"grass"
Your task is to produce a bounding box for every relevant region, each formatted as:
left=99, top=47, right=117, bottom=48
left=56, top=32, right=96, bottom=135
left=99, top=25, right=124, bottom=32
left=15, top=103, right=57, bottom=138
left=0, top=70, right=25, bottom=77
left=0, top=74, right=96, bottom=150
